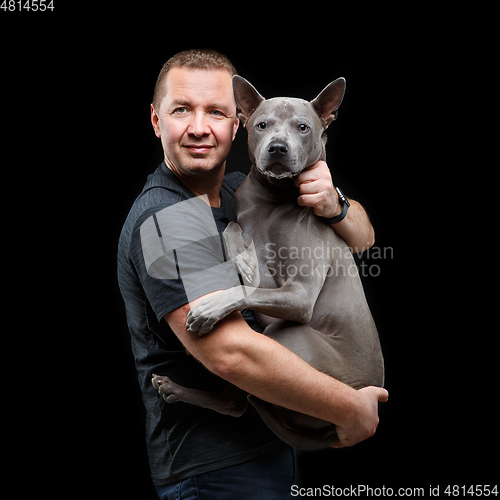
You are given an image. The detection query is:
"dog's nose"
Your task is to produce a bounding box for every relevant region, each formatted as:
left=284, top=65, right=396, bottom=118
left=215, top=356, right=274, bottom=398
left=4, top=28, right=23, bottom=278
left=267, top=141, right=288, bottom=158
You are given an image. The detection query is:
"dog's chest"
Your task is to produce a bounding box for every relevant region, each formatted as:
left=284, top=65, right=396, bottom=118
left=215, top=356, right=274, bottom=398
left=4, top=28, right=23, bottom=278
left=238, top=200, right=331, bottom=288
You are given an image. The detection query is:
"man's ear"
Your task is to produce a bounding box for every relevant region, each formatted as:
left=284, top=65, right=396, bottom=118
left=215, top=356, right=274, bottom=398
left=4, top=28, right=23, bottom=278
left=151, top=104, right=161, bottom=138
left=233, top=76, right=265, bottom=127
left=310, top=77, right=346, bottom=128
left=232, top=117, right=240, bottom=141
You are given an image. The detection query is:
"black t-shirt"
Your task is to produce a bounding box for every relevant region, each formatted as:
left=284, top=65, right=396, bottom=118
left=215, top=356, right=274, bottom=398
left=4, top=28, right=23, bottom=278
left=117, top=162, right=280, bottom=486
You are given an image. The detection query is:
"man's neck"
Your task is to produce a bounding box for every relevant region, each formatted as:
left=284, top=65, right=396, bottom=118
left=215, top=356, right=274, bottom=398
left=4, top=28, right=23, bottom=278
left=164, top=157, right=224, bottom=207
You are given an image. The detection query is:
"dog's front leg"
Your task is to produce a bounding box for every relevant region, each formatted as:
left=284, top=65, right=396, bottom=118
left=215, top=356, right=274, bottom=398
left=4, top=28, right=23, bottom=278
left=241, top=281, right=317, bottom=324
left=186, top=281, right=318, bottom=335
left=186, top=287, right=248, bottom=335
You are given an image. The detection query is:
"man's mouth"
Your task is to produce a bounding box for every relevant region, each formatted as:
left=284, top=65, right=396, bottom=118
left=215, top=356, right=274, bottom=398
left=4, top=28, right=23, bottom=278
left=183, top=144, right=214, bottom=154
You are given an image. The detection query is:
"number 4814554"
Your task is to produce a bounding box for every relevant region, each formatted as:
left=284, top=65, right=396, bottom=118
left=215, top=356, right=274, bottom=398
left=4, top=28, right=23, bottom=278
left=1, top=0, right=55, bottom=11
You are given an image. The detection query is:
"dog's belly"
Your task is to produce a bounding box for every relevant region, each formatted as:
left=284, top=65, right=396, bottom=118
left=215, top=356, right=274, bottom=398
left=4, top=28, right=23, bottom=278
left=263, top=318, right=383, bottom=390
left=248, top=316, right=383, bottom=451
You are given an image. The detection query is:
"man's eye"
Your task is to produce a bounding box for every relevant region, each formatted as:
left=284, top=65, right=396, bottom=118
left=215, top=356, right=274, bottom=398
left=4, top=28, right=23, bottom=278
left=210, top=110, right=223, bottom=116
left=173, top=107, right=187, bottom=114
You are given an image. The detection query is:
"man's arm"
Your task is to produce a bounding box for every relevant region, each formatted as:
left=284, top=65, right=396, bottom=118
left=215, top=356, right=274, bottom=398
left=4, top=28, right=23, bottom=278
left=165, top=294, right=388, bottom=448
left=295, top=161, right=375, bottom=253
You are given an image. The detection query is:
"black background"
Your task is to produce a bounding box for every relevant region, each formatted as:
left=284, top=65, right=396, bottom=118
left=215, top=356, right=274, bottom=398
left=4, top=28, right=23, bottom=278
left=4, top=4, right=495, bottom=498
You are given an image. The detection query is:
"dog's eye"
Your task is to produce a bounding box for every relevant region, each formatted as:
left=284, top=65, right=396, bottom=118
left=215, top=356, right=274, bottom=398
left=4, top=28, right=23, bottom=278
left=256, top=122, right=267, bottom=130
left=298, top=124, right=310, bottom=133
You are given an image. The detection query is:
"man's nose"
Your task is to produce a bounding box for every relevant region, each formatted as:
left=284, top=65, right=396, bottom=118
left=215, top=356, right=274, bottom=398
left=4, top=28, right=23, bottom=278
left=188, top=112, right=211, bottom=137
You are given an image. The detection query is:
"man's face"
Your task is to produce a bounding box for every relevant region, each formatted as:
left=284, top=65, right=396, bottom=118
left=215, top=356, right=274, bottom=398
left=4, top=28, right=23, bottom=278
left=151, top=67, right=239, bottom=177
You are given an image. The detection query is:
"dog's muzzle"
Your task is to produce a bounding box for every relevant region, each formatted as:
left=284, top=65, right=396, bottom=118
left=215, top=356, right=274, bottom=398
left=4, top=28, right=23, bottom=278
left=257, top=163, right=299, bottom=179
left=257, top=140, right=300, bottom=179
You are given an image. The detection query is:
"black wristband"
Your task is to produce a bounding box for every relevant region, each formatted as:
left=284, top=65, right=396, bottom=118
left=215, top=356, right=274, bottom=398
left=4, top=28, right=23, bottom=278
left=321, top=187, right=350, bottom=224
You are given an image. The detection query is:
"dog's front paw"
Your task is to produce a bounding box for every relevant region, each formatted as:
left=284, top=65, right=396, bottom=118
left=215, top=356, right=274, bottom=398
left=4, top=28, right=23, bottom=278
left=185, top=306, right=219, bottom=336
left=186, top=288, right=244, bottom=336
left=185, top=299, right=229, bottom=336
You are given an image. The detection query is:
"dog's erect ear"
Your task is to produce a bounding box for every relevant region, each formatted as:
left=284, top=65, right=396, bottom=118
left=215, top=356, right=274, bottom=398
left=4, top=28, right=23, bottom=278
left=311, top=77, right=346, bottom=128
left=233, top=76, right=265, bottom=127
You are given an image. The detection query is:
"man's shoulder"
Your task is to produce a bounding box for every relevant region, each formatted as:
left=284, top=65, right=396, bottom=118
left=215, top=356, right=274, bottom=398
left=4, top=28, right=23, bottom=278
left=126, top=165, right=191, bottom=225
left=141, top=163, right=189, bottom=199
left=119, top=165, right=183, bottom=253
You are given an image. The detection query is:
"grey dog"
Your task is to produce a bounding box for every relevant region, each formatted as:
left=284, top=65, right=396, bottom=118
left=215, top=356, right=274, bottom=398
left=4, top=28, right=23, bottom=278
left=152, top=76, right=384, bottom=451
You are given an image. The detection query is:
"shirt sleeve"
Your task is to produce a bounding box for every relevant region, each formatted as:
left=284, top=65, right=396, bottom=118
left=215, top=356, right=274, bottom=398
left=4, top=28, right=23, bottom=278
left=130, top=196, right=241, bottom=323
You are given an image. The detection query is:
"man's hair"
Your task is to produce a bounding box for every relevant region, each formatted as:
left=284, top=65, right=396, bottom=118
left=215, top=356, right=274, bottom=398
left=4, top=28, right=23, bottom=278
left=152, top=49, right=238, bottom=111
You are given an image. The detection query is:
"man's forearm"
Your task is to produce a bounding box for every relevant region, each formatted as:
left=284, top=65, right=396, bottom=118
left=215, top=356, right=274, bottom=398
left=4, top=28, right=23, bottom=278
left=330, top=198, right=374, bottom=253
left=218, top=319, right=361, bottom=426
left=210, top=320, right=387, bottom=448
left=167, top=304, right=361, bottom=427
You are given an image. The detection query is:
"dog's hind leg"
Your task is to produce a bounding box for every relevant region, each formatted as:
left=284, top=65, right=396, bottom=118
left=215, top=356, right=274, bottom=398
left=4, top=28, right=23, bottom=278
left=152, top=374, right=248, bottom=417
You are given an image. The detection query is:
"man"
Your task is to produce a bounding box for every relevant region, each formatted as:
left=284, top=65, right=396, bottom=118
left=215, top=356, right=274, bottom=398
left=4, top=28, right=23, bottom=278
left=118, top=49, right=388, bottom=499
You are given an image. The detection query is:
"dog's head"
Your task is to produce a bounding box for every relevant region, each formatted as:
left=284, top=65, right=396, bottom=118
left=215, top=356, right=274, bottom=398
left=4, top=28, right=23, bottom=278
left=233, top=75, right=345, bottom=181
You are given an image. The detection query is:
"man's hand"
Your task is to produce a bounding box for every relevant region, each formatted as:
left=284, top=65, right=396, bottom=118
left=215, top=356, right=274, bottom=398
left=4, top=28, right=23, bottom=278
left=295, top=160, right=375, bottom=253
left=331, top=386, right=389, bottom=448
left=295, top=160, right=340, bottom=219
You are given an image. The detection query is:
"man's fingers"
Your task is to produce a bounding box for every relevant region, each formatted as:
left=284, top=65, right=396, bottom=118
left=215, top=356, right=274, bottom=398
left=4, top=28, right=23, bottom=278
left=332, top=386, right=389, bottom=449
left=330, top=441, right=345, bottom=449
left=359, top=385, right=389, bottom=403
left=297, top=193, right=319, bottom=207
left=297, top=179, right=321, bottom=195
left=378, top=388, right=389, bottom=403
left=293, top=160, right=324, bottom=187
